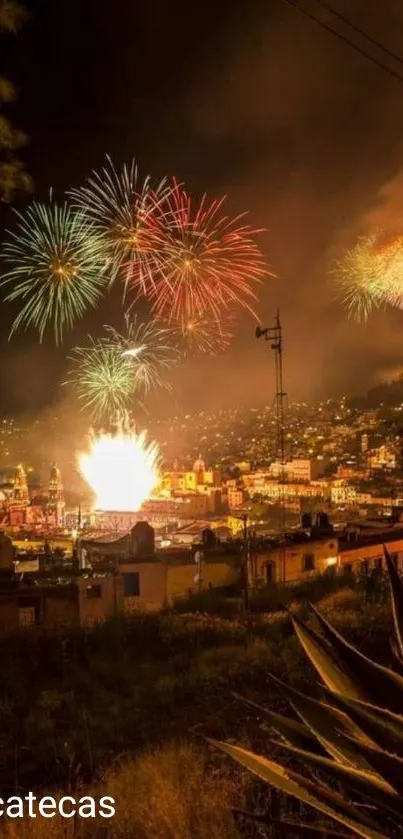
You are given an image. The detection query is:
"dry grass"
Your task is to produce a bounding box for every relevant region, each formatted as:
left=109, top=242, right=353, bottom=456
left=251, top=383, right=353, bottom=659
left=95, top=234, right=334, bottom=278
left=102, top=742, right=243, bottom=839
left=2, top=742, right=243, bottom=839
left=316, top=587, right=361, bottom=613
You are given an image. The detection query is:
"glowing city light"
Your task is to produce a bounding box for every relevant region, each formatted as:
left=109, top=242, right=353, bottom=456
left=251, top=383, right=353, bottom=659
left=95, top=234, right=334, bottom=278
left=77, top=424, right=161, bottom=512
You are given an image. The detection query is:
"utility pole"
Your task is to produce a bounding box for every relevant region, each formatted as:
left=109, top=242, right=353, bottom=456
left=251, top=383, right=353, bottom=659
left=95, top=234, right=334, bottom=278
left=241, top=513, right=249, bottom=610
left=234, top=513, right=249, bottom=608
left=256, top=312, right=287, bottom=581
left=194, top=547, right=204, bottom=593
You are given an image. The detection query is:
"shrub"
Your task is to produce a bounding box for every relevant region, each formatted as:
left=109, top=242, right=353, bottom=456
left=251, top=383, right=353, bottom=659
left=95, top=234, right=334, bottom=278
left=249, top=568, right=356, bottom=614
left=171, top=589, right=241, bottom=619
left=316, top=587, right=361, bottom=614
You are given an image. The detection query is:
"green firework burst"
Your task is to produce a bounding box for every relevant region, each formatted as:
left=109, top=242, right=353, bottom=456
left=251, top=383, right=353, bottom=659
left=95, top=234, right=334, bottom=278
left=0, top=195, right=111, bottom=343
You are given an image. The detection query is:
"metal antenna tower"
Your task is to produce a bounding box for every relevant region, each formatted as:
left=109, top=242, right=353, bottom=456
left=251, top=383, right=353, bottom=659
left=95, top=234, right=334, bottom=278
left=256, top=312, right=287, bottom=558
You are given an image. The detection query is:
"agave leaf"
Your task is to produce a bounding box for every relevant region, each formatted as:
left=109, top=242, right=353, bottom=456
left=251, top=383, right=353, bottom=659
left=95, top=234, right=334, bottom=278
left=291, top=612, right=363, bottom=699
left=328, top=691, right=403, bottom=759
left=269, top=673, right=372, bottom=770
left=233, top=809, right=352, bottom=837
left=389, top=638, right=403, bottom=675
left=210, top=739, right=388, bottom=839
left=384, top=545, right=403, bottom=660
left=344, top=735, right=403, bottom=797
left=309, top=605, right=403, bottom=712
left=232, top=692, right=325, bottom=754
left=274, top=741, right=403, bottom=820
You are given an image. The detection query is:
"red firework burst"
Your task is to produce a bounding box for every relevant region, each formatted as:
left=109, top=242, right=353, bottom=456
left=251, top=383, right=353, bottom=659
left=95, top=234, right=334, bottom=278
left=136, top=180, right=269, bottom=325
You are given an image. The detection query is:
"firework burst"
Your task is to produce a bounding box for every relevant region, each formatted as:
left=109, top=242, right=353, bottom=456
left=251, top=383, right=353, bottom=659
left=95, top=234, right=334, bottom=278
left=105, top=313, right=178, bottom=392
left=0, top=196, right=110, bottom=343
left=172, top=311, right=235, bottom=355
left=374, top=235, right=403, bottom=309
left=67, top=338, right=135, bottom=422
left=77, top=420, right=161, bottom=512
left=333, top=234, right=386, bottom=321
left=334, top=232, right=403, bottom=321
left=69, top=156, right=169, bottom=293
left=140, top=180, right=268, bottom=325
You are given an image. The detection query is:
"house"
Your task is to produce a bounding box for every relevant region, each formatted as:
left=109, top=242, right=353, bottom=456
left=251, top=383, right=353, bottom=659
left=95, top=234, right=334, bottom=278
left=0, top=572, right=118, bottom=632
left=338, top=526, right=403, bottom=573
left=252, top=534, right=338, bottom=585
left=79, top=522, right=242, bottom=611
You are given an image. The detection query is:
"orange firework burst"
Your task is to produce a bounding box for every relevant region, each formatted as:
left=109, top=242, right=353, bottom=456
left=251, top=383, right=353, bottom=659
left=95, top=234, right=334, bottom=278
left=139, top=180, right=270, bottom=325
left=172, top=311, right=235, bottom=355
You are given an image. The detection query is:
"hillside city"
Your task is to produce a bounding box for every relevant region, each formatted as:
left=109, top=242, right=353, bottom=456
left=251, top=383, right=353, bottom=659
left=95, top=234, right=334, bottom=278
left=1, top=394, right=403, bottom=530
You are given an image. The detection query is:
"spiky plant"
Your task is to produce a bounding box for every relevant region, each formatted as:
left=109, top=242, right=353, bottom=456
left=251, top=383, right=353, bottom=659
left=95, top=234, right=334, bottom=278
left=212, top=546, right=403, bottom=838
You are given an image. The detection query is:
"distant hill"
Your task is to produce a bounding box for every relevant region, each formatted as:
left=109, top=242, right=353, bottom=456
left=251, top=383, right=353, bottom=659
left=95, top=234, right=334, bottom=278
left=349, top=376, right=403, bottom=409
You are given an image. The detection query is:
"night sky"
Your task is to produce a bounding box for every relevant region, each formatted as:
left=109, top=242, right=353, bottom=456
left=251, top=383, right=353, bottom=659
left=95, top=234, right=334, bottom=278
left=2, top=0, right=403, bottom=416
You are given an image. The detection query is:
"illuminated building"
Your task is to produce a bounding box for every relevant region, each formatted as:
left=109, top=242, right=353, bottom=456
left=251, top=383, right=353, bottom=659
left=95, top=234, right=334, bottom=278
left=243, top=476, right=328, bottom=501
left=193, top=454, right=206, bottom=485
left=330, top=482, right=357, bottom=505
left=46, top=463, right=65, bottom=527
left=226, top=480, right=245, bottom=509
left=253, top=535, right=338, bottom=585
left=92, top=492, right=220, bottom=531
left=160, top=455, right=220, bottom=498
left=8, top=465, right=30, bottom=526
left=269, top=458, right=325, bottom=482
left=368, top=445, right=396, bottom=470
left=11, top=465, right=29, bottom=505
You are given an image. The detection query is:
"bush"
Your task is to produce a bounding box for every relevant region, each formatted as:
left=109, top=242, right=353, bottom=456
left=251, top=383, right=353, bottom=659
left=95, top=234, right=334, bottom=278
left=249, top=568, right=356, bottom=614
left=171, top=589, right=242, bottom=619
left=159, top=612, right=248, bottom=649
left=316, top=587, right=361, bottom=614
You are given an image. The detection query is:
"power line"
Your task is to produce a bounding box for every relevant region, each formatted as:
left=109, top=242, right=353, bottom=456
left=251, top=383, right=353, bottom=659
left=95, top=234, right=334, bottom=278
left=281, top=0, right=403, bottom=86
left=315, top=0, right=403, bottom=69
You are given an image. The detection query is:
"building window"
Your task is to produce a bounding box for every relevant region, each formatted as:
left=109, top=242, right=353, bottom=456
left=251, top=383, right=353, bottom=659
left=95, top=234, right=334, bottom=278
left=123, top=572, right=140, bottom=597
left=302, top=553, right=315, bottom=572
left=86, top=584, right=101, bottom=599
left=18, top=606, right=36, bottom=627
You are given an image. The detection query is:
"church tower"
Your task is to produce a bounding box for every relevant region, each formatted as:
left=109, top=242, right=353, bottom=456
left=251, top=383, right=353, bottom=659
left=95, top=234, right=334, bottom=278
left=193, top=454, right=206, bottom=486
left=11, top=464, right=29, bottom=505
left=47, top=463, right=65, bottom=527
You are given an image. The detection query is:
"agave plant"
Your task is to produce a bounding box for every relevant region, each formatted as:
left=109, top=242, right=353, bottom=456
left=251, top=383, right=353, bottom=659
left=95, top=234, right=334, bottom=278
left=212, top=546, right=403, bottom=838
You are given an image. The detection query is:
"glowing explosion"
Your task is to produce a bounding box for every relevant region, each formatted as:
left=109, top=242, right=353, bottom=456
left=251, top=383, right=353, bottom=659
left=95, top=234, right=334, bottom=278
left=77, top=425, right=161, bottom=512
left=334, top=232, right=403, bottom=321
